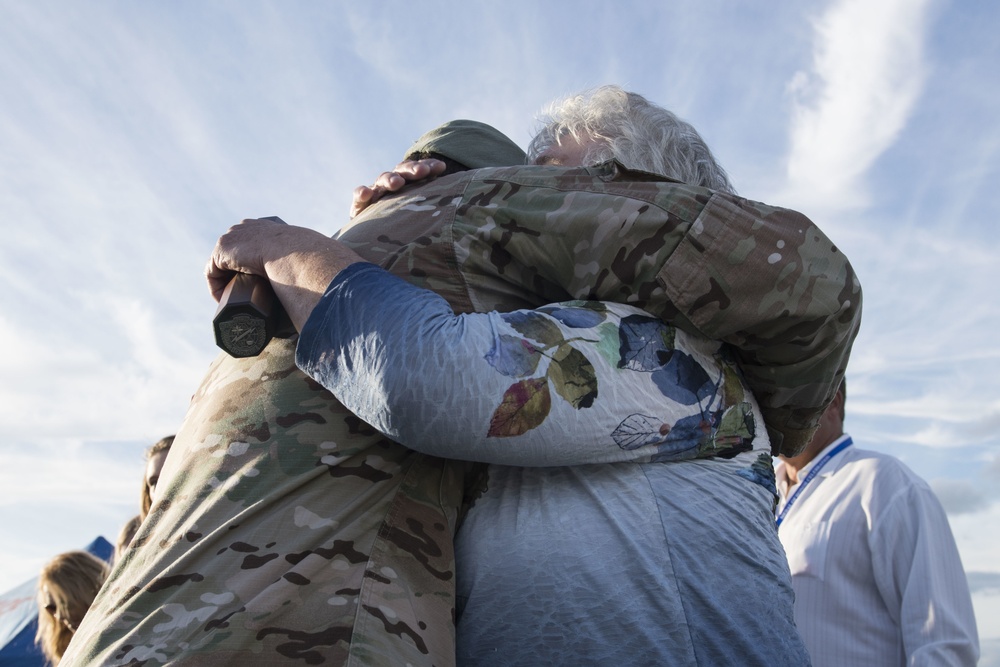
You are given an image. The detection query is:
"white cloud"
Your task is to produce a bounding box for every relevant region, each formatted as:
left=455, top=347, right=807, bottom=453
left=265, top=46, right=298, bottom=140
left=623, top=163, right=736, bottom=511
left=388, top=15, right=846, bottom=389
left=0, top=443, right=140, bottom=509
left=967, top=571, right=1000, bottom=595
left=0, top=442, right=144, bottom=593
left=782, top=0, right=932, bottom=212
left=982, top=638, right=1000, bottom=667
left=830, top=212, right=1000, bottom=453
left=842, top=369, right=1000, bottom=450
left=931, top=479, right=991, bottom=515
left=948, top=502, right=1000, bottom=573
left=947, top=502, right=1000, bottom=647
left=989, top=454, right=1000, bottom=480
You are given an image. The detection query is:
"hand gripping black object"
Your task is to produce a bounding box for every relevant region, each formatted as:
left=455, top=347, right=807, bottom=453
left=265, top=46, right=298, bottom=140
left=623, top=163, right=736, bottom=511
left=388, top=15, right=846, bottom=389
left=212, top=216, right=294, bottom=357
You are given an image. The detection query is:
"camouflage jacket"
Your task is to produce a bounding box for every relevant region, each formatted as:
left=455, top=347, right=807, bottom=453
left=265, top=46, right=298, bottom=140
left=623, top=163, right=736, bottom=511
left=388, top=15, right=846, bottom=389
left=337, top=161, right=862, bottom=457
left=62, top=335, right=474, bottom=667
left=62, top=161, right=859, bottom=667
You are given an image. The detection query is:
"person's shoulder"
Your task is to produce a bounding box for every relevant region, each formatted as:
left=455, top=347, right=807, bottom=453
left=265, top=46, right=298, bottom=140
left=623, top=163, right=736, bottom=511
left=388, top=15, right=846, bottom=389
left=845, top=446, right=934, bottom=496
left=468, top=162, right=711, bottom=214
left=468, top=162, right=600, bottom=183
left=849, top=446, right=918, bottom=472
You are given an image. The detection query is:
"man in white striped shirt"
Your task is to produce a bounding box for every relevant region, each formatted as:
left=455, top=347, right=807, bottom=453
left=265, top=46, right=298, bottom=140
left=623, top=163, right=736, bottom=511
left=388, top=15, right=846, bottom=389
left=775, top=381, right=979, bottom=666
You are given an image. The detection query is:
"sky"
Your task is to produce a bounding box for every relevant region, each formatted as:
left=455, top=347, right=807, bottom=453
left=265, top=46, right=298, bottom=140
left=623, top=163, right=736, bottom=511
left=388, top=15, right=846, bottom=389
left=1, top=0, right=998, bottom=660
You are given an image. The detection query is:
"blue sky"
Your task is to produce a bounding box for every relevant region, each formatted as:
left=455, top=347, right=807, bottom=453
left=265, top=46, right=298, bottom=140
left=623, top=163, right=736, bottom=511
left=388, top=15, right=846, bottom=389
left=1, top=0, right=998, bottom=659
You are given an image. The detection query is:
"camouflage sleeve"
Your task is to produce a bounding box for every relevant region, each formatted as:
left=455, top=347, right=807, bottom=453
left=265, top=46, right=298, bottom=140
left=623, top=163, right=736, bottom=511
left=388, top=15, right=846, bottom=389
left=653, top=194, right=862, bottom=456
left=296, top=262, right=769, bottom=466
left=448, top=163, right=862, bottom=456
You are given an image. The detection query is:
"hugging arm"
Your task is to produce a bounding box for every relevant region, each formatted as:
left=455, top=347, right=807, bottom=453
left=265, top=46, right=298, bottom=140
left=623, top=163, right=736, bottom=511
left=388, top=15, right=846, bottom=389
left=442, top=165, right=863, bottom=456
left=296, top=263, right=762, bottom=466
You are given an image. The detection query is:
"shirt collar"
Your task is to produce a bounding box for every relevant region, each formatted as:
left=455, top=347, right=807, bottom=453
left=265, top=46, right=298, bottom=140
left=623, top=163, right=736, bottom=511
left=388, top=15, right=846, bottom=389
left=775, top=433, right=852, bottom=499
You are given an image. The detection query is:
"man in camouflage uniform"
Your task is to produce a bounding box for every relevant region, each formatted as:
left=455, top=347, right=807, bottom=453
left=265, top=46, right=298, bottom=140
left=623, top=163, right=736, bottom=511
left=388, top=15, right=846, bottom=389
left=63, top=109, right=859, bottom=665
left=61, top=124, right=530, bottom=667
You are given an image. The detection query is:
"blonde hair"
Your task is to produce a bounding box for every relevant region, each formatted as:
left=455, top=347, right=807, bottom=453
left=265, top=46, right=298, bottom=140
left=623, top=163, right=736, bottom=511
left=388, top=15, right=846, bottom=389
left=139, top=435, right=174, bottom=520
left=36, top=551, right=109, bottom=664
left=113, top=514, right=142, bottom=565
left=528, top=85, right=735, bottom=194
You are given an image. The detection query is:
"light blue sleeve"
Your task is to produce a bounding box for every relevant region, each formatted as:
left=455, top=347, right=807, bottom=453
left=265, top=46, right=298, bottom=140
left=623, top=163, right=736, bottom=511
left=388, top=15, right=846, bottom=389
left=296, top=262, right=765, bottom=466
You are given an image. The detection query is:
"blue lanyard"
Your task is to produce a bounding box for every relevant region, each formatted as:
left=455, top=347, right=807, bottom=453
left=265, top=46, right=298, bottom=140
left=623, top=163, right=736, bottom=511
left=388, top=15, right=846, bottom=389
left=775, top=436, right=853, bottom=528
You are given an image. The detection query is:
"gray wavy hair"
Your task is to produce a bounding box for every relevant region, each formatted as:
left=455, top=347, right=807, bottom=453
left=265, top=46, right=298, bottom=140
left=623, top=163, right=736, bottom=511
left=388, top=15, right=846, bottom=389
left=527, top=85, right=735, bottom=194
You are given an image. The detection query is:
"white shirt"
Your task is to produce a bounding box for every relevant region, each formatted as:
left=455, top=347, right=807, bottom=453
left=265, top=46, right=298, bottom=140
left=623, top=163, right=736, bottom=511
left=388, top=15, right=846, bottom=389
left=775, top=435, right=979, bottom=666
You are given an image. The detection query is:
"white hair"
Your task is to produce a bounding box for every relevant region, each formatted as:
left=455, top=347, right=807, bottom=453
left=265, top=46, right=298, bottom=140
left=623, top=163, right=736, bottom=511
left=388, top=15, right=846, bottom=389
left=527, top=85, right=735, bottom=194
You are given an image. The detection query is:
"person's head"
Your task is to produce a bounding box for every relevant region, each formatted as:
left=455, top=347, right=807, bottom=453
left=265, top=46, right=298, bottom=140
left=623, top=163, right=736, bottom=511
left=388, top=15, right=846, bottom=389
left=140, top=435, right=174, bottom=520
left=113, top=514, right=142, bottom=564
left=403, top=119, right=527, bottom=174
left=782, top=379, right=846, bottom=467
left=36, top=551, right=110, bottom=664
left=527, top=85, right=735, bottom=193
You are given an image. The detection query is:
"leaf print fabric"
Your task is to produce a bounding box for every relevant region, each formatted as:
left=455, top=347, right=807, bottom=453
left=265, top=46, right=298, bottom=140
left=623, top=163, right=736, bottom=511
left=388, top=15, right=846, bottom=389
left=335, top=161, right=861, bottom=457
left=485, top=303, right=605, bottom=434
left=488, top=377, right=551, bottom=437
left=297, top=264, right=771, bottom=469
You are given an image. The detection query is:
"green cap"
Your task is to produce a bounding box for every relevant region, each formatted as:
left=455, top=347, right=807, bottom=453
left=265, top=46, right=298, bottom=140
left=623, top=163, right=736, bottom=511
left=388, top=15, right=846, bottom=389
left=404, top=119, right=526, bottom=169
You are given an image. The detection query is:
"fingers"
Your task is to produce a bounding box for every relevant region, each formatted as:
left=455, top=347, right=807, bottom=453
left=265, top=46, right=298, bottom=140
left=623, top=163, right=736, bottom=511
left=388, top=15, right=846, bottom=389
left=353, top=185, right=375, bottom=204
left=371, top=171, right=402, bottom=192
left=391, top=158, right=447, bottom=182
left=351, top=184, right=391, bottom=218
left=423, top=158, right=448, bottom=176
left=350, top=185, right=376, bottom=219
left=350, top=158, right=448, bottom=218
left=205, top=218, right=276, bottom=302
left=205, top=258, right=231, bottom=303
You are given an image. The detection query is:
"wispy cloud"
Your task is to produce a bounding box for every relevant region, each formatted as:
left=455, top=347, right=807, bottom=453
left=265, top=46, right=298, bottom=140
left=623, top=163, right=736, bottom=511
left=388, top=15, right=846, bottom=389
left=931, top=479, right=992, bottom=515
left=781, top=0, right=932, bottom=212
left=982, top=640, right=1000, bottom=667
left=968, top=572, right=1000, bottom=597
left=0, top=444, right=142, bottom=509
left=0, top=442, right=143, bottom=592
left=948, top=502, right=1000, bottom=571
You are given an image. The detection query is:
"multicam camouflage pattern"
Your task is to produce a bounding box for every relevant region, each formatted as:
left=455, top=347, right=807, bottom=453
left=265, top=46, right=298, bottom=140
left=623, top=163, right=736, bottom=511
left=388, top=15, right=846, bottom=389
left=337, top=161, right=862, bottom=457
left=63, top=159, right=858, bottom=666
left=62, top=337, right=474, bottom=666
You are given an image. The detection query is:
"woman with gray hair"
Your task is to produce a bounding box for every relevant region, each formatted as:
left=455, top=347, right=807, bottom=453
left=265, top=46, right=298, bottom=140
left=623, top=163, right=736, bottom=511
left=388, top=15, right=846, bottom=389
left=304, top=89, right=846, bottom=664
left=527, top=84, right=735, bottom=193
